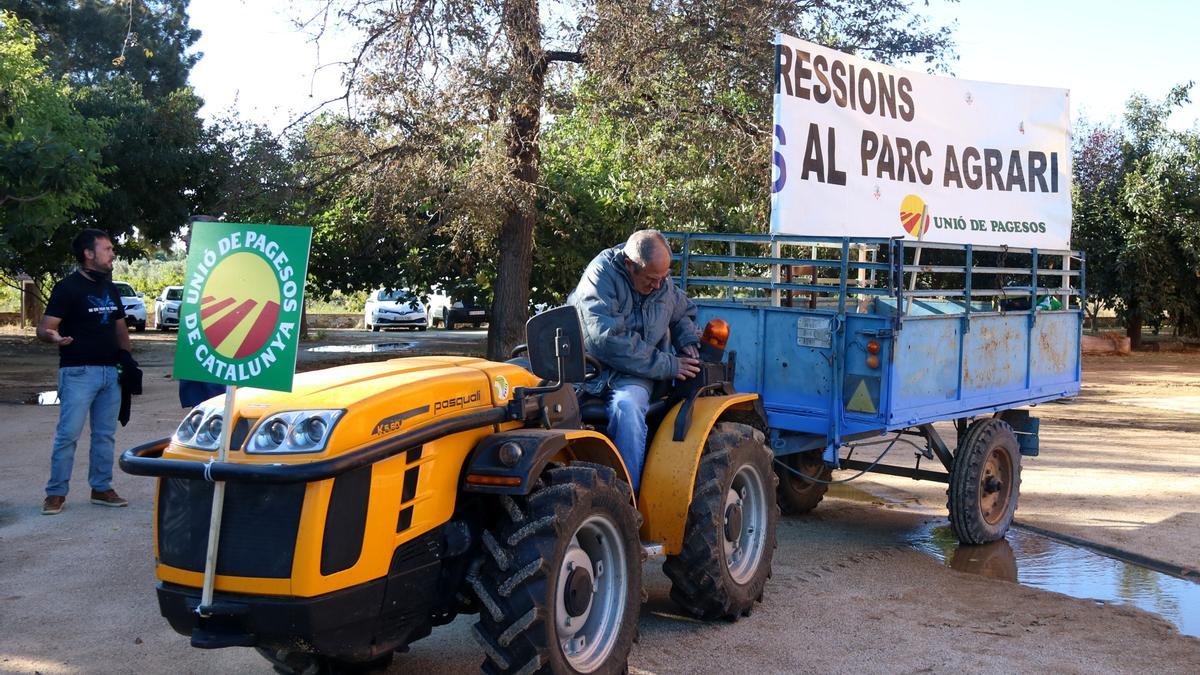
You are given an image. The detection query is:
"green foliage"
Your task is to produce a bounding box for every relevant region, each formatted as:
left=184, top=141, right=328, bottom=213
left=0, top=281, right=19, bottom=311
left=111, top=255, right=185, bottom=295
left=0, top=13, right=108, bottom=293
left=2, top=0, right=211, bottom=297
left=1072, top=84, right=1200, bottom=342
left=0, top=0, right=200, bottom=99
left=74, top=77, right=208, bottom=242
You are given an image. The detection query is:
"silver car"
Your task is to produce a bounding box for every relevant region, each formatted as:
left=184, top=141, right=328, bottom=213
left=156, top=285, right=184, bottom=330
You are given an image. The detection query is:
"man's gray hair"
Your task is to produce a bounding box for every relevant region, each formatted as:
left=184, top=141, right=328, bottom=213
left=625, top=229, right=671, bottom=269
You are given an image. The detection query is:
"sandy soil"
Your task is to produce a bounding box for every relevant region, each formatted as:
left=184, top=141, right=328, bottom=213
left=0, top=331, right=1197, bottom=673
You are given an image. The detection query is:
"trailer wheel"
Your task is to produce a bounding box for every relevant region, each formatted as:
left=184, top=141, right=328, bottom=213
left=775, top=450, right=831, bottom=514
left=664, top=422, right=778, bottom=620
left=472, top=463, right=641, bottom=675
left=947, top=418, right=1020, bottom=545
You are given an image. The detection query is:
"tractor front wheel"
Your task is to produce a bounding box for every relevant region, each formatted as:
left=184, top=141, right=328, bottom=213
left=664, top=422, right=778, bottom=620
left=947, top=418, right=1021, bottom=544
left=472, top=463, right=641, bottom=674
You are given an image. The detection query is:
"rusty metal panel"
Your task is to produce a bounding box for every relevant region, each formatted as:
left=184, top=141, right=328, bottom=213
left=962, top=315, right=1028, bottom=397
left=1030, top=313, right=1080, bottom=387
left=892, top=318, right=960, bottom=408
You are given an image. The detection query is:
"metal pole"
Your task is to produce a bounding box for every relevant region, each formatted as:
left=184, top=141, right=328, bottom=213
left=1060, top=253, right=1070, bottom=309
left=904, top=206, right=928, bottom=315
left=198, top=384, right=237, bottom=615
left=771, top=239, right=782, bottom=307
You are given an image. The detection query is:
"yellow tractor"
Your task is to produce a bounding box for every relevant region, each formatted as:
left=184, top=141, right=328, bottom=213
left=121, top=307, right=778, bottom=673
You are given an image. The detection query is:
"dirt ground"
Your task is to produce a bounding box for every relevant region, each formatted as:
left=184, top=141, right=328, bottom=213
left=0, top=329, right=1197, bottom=673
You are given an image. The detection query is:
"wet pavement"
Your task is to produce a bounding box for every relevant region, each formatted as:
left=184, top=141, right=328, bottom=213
left=822, top=485, right=1200, bottom=638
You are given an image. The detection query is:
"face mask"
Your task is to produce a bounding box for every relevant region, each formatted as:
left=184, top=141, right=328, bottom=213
left=83, top=267, right=112, bottom=283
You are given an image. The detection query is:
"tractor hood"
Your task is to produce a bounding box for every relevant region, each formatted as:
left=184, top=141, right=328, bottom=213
left=167, top=356, right=538, bottom=461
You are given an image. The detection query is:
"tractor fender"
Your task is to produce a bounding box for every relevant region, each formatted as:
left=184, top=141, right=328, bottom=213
left=638, top=393, right=761, bottom=555
left=463, top=429, right=634, bottom=505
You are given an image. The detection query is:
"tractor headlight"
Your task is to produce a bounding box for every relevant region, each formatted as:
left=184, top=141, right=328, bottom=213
left=247, top=410, right=344, bottom=454
left=173, top=404, right=223, bottom=451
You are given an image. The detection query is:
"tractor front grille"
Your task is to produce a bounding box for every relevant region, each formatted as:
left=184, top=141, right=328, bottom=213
left=157, top=478, right=306, bottom=578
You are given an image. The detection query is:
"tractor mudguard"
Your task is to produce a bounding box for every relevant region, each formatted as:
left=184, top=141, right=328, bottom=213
left=638, top=393, right=760, bottom=555
left=463, top=429, right=634, bottom=502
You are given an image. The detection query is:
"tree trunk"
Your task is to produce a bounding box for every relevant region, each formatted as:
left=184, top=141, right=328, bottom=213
left=487, top=0, right=544, bottom=360
left=1126, top=309, right=1142, bottom=350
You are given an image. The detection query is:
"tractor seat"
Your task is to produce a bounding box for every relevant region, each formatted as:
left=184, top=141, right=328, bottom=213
left=579, top=395, right=676, bottom=428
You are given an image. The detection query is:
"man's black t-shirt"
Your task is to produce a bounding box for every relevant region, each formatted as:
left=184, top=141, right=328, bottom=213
left=44, top=271, right=127, bottom=367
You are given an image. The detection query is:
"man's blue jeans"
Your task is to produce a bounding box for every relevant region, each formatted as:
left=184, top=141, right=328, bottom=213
left=46, top=365, right=120, bottom=497
left=606, top=379, right=652, bottom=494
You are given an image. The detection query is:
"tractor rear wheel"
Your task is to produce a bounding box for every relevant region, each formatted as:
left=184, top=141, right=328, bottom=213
left=947, top=418, right=1021, bottom=544
left=472, top=463, right=641, bottom=674
left=663, top=422, right=778, bottom=620
left=775, top=450, right=831, bottom=514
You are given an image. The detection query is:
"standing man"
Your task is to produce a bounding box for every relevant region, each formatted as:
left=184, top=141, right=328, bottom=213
left=37, top=229, right=131, bottom=514
left=569, top=229, right=701, bottom=493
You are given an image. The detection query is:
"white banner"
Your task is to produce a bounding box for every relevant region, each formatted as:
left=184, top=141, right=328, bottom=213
left=771, top=34, right=1072, bottom=250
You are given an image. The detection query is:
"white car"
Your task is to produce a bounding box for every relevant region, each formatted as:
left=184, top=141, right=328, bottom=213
left=364, top=288, right=428, bottom=331
left=113, top=281, right=146, bottom=332
left=156, top=285, right=184, bottom=330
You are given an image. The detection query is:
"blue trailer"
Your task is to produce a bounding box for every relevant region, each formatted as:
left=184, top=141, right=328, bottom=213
left=668, top=232, right=1083, bottom=544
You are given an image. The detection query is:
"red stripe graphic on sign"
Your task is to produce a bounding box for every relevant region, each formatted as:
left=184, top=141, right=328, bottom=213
left=201, top=296, right=216, bottom=305
left=201, top=297, right=236, bottom=319
left=234, top=301, right=280, bottom=358
left=203, top=299, right=258, bottom=347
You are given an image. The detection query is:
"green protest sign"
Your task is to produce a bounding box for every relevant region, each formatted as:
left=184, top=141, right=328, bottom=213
left=173, top=222, right=312, bottom=392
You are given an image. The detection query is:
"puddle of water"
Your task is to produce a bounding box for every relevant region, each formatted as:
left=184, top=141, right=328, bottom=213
left=306, top=342, right=416, bottom=354
left=911, top=524, right=1200, bottom=638
left=822, top=484, right=1199, bottom=637
left=26, top=391, right=60, bottom=405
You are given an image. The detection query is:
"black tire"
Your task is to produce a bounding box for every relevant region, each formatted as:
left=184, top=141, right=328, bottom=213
left=417, top=325, right=427, bottom=331
left=775, top=450, right=831, bottom=515
left=472, top=463, right=641, bottom=675
left=370, top=325, right=380, bottom=333
left=135, top=322, right=146, bottom=332
left=663, top=422, right=778, bottom=620
left=947, top=418, right=1021, bottom=545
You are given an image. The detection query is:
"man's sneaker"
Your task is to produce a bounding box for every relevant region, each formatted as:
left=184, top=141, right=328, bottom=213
left=90, top=489, right=128, bottom=507
left=42, top=495, right=65, bottom=515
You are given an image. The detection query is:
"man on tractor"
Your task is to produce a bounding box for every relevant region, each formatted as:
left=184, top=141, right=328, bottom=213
left=568, top=229, right=703, bottom=492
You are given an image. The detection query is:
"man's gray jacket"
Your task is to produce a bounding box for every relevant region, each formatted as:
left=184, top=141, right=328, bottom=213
left=568, top=245, right=700, bottom=396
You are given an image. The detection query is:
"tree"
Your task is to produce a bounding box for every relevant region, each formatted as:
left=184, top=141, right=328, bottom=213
left=301, top=0, right=956, bottom=358
left=0, top=13, right=107, bottom=296
left=1072, top=85, right=1200, bottom=346
left=0, top=0, right=200, bottom=98
left=3, top=1, right=211, bottom=249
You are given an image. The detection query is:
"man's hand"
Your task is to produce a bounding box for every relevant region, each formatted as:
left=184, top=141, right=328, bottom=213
left=37, top=316, right=72, bottom=346
left=682, top=343, right=699, bottom=359
left=674, top=356, right=701, bottom=380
